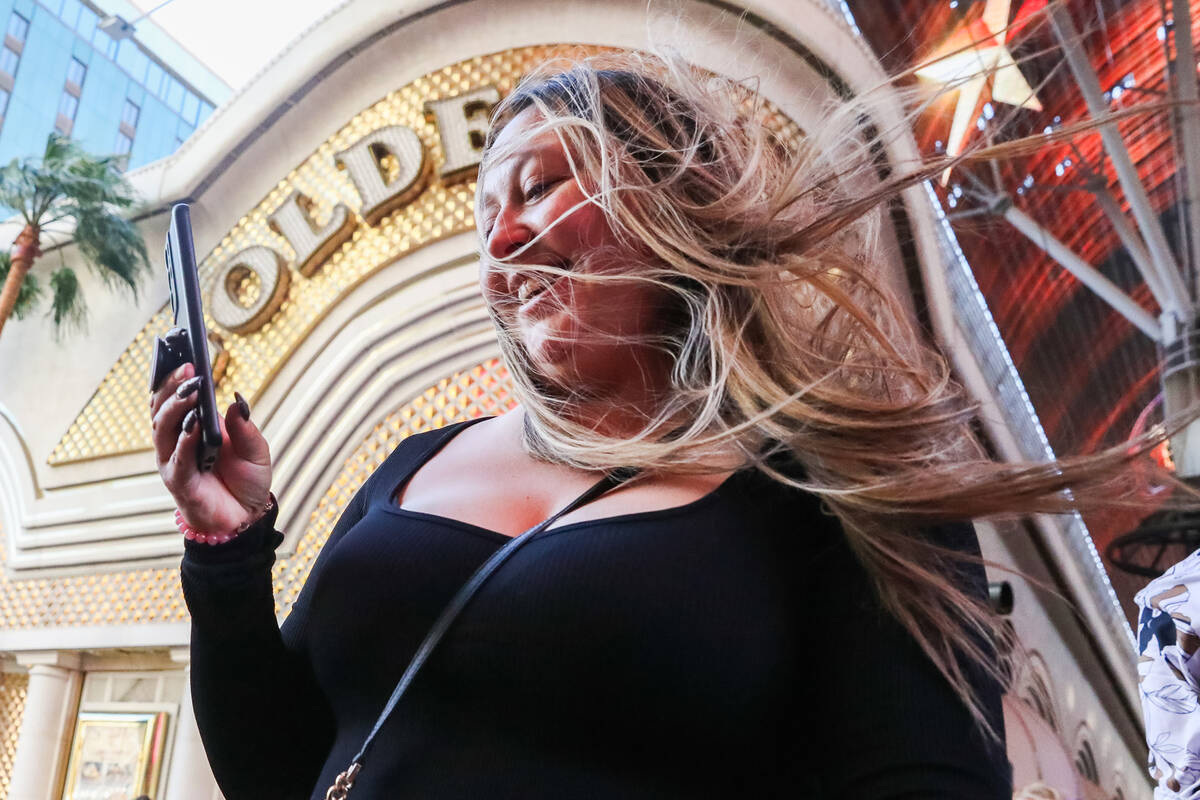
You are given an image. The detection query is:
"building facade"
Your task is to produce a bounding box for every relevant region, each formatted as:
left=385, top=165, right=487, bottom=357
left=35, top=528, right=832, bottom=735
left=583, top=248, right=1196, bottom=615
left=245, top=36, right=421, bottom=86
left=0, top=1, right=1155, bottom=798
left=0, top=0, right=228, bottom=171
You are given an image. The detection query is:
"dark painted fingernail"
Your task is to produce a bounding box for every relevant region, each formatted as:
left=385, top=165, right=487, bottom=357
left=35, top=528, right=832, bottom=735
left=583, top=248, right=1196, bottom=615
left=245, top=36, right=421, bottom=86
left=182, top=409, right=198, bottom=433
left=176, top=376, right=201, bottom=399
left=235, top=392, right=250, bottom=421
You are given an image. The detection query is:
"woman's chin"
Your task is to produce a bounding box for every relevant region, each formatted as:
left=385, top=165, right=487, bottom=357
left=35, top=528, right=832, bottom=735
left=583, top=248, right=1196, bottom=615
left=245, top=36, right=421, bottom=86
left=526, top=347, right=573, bottom=387
left=520, top=321, right=573, bottom=374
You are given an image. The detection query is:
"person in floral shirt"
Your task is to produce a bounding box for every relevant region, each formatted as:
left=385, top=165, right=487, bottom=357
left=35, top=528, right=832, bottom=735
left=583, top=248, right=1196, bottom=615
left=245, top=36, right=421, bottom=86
left=1137, top=548, right=1200, bottom=797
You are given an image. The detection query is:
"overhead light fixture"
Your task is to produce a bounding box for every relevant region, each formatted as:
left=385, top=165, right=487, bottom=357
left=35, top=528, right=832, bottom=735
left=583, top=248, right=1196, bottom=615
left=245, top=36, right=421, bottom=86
left=98, top=15, right=136, bottom=40
left=97, top=0, right=180, bottom=41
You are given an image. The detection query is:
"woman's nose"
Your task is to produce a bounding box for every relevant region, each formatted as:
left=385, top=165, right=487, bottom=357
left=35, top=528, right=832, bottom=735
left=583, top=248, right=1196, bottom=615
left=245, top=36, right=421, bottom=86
left=486, top=208, right=533, bottom=260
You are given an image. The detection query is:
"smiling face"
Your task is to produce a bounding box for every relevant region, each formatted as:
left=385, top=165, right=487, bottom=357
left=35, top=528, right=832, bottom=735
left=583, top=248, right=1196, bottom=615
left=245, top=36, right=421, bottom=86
left=478, top=106, right=671, bottom=397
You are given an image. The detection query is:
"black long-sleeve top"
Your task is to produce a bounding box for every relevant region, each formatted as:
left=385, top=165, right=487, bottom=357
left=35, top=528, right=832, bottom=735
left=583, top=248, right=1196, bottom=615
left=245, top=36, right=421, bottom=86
left=180, top=418, right=1010, bottom=799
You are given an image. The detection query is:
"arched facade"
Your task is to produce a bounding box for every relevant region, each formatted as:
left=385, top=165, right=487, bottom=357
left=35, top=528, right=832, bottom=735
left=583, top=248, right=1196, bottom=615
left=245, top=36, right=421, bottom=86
left=0, top=1, right=1156, bottom=797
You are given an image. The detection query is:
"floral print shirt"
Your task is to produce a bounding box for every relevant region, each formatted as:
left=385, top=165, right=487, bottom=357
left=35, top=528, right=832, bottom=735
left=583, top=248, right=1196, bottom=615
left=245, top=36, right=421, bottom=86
left=1137, top=548, right=1200, bottom=798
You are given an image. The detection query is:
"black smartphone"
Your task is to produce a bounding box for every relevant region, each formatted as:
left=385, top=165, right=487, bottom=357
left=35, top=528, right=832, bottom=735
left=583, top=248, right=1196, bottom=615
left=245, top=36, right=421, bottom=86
left=163, top=203, right=221, bottom=471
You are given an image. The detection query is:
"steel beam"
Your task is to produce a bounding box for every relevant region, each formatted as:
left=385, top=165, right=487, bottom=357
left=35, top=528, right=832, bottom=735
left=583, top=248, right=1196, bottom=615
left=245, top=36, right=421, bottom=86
left=1172, top=0, right=1200, bottom=297
left=1093, top=188, right=1169, bottom=309
left=1050, top=4, right=1191, bottom=317
left=1000, top=201, right=1162, bottom=340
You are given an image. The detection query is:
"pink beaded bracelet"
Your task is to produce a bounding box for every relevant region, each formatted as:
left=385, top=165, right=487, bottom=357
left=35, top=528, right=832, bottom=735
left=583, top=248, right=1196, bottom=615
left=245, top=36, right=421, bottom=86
left=176, top=494, right=276, bottom=545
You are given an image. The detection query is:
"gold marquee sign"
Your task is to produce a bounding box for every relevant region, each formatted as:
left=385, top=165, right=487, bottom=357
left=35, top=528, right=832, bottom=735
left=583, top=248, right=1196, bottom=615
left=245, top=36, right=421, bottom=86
left=49, top=44, right=597, bottom=465
left=4, top=46, right=576, bottom=633
left=211, top=84, right=500, bottom=335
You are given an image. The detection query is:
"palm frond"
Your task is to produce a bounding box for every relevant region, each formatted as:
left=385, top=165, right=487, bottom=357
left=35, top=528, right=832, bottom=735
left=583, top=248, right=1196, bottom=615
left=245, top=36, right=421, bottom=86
left=47, top=266, right=86, bottom=336
left=0, top=159, right=38, bottom=222
left=0, top=251, right=42, bottom=318
left=72, top=210, right=150, bottom=296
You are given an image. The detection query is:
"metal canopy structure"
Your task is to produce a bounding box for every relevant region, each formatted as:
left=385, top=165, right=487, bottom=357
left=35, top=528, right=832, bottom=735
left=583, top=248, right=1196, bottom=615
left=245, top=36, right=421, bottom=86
left=846, top=0, right=1200, bottom=607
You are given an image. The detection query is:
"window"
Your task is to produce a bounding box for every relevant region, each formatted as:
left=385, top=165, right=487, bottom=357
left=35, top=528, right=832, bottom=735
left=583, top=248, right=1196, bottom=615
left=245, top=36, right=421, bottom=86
left=118, top=97, right=139, bottom=158
left=66, top=57, right=86, bottom=88
left=57, top=91, right=78, bottom=121
left=95, top=28, right=117, bottom=59
left=181, top=92, right=198, bottom=125
left=0, top=45, right=19, bottom=77
left=75, top=7, right=96, bottom=41
left=197, top=100, right=214, bottom=124
left=116, top=43, right=147, bottom=83
left=7, top=12, right=28, bottom=43
left=166, top=78, right=184, bottom=113
left=132, top=49, right=148, bottom=83
left=59, top=0, right=81, bottom=30
left=145, top=61, right=164, bottom=96
left=121, top=99, right=140, bottom=128
left=115, top=40, right=133, bottom=73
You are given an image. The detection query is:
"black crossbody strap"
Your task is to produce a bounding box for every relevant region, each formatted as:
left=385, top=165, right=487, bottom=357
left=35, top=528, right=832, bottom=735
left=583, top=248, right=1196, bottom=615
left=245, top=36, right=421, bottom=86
left=325, top=467, right=638, bottom=798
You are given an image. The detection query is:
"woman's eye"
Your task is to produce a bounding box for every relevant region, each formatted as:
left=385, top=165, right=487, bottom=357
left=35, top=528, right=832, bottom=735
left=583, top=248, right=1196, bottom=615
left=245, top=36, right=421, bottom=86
left=524, top=178, right=557, bottom=202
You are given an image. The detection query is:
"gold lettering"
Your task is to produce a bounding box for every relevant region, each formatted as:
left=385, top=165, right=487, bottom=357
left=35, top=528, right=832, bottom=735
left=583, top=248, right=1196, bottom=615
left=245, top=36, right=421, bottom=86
left=267, top=191, right=356, bottom=277
left=335, top=125, right=427, bottom=225
left=208, top=330, right=229, bottom=386
left=425, top=86, right=500, bottom=180
left=209, top=246, right=290, bottom=333
left=210, top=85, right=507, bottom=335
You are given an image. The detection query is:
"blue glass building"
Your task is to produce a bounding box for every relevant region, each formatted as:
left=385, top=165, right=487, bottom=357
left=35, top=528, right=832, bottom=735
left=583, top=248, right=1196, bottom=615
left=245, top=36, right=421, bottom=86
left=0, top=0, right=230, bottom=171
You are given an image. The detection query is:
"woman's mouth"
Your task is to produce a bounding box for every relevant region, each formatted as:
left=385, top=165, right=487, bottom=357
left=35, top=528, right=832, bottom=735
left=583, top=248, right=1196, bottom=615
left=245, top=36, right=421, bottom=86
left=516, top=278, right=545, bottom=304
left=515, top=260, right=570, bottom=313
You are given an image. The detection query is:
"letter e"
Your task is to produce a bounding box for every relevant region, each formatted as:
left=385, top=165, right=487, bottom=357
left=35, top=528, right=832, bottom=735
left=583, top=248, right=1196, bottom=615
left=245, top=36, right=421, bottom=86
left=425, top=86, right=500, bottom=181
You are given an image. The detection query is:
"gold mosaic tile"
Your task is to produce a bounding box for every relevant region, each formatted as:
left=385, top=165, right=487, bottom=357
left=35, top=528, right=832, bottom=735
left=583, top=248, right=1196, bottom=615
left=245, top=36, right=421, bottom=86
left=49, top=44, right=596, bottom=466
left=0, top=671, right=27, bottom=797
left=0, top=361, right=514, bottom=631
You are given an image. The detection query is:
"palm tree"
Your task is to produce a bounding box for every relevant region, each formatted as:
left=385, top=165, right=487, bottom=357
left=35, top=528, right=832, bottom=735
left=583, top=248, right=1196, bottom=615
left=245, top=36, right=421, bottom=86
left=0, top=133, right=149, bottom=341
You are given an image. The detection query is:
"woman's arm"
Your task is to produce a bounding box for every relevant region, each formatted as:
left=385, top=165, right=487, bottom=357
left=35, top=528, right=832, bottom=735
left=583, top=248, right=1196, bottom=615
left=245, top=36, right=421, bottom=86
left=803, top=521, right=1011, bottom=800
left=180, top=483, right=370, bottom=800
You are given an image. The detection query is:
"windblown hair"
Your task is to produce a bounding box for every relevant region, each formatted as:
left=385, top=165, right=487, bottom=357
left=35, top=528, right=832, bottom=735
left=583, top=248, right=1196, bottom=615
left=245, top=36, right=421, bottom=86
left=476, top=50, right=1170, bottom=730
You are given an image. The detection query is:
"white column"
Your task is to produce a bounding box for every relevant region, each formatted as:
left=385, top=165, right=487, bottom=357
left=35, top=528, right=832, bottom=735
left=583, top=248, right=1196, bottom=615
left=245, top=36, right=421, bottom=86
left=9, top=651, right=81, bottom=800
left=164, top=648, right=222, bottom=800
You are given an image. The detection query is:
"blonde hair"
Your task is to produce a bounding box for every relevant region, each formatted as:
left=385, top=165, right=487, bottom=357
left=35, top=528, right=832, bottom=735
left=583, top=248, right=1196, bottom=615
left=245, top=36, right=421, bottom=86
left=476, top=50, right=1169, bottom=731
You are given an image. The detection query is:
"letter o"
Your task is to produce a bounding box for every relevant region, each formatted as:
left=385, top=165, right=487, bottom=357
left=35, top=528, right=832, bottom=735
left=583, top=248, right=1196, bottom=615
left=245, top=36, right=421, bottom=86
left=209, top=246, right=291, bottom=334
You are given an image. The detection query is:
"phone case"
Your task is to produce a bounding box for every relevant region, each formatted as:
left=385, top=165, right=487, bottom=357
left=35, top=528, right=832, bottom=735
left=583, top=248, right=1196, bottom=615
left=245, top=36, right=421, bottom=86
left=152, top=204, right=221, bottom=471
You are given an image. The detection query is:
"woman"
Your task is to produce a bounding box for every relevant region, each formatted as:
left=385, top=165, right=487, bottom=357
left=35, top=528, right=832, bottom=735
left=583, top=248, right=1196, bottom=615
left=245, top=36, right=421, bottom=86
left=150, top=52, right=1151, bottom=799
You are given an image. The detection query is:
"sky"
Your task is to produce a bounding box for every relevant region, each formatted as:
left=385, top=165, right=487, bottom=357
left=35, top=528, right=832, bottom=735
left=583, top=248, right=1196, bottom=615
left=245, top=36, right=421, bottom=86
left=125, top=0, right=339, bottom=91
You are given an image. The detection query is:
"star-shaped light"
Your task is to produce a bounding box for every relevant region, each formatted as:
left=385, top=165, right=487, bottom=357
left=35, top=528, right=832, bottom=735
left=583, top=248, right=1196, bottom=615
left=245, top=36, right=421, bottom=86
left=915, top=0, right=1045, bottom=182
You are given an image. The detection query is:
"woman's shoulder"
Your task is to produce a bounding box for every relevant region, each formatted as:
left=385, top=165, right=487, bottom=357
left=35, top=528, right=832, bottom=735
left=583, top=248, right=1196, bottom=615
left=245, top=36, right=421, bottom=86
left=727, top=465, right=983, bottom=576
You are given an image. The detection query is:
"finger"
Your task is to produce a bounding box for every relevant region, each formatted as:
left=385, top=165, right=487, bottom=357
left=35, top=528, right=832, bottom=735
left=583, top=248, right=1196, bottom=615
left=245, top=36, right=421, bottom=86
left=224, top=392, right=270, bottom=466
left=149, top=362, right=194, bottom=419
left=164, top=407, right=202, bottom=497
left=151, top=375, right=203, bottom=464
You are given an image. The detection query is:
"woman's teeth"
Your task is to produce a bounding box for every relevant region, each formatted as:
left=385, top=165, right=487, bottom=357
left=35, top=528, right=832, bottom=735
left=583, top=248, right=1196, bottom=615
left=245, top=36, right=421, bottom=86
left=514, top=261, right=570, bottom=306
left=517, top=279, right=543, bottom=304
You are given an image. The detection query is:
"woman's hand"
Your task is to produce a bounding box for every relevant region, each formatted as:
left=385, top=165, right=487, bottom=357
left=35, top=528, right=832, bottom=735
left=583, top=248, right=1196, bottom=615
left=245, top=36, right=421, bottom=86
left=150, top=360, right=273, bottom=534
